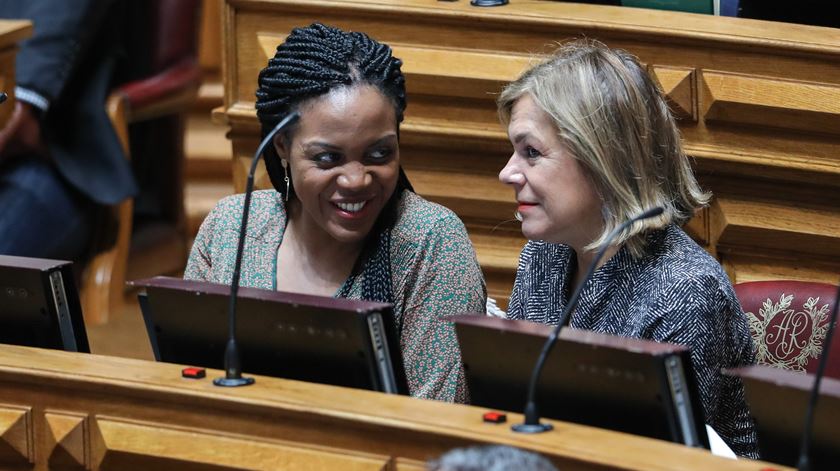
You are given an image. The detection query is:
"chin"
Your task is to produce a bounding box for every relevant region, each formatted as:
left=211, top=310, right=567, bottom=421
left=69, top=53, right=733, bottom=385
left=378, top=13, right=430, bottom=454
left=327, top=225, right=375, bottom=245
left=520, top=222, right=547, bottom=242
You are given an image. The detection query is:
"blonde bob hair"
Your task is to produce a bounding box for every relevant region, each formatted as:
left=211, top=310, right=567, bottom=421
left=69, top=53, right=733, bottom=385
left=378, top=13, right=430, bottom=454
left=498, top=39, right=709, bottom=258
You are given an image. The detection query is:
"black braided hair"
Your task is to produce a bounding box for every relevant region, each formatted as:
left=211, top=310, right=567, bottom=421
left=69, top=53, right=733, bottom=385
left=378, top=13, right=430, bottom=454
left=256, top=23, right=411, bottom=201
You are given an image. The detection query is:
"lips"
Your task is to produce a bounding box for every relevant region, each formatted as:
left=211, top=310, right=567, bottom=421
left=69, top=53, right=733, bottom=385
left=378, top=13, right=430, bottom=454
left=517, top=201, right=538, bottom=212
left=331, top=199, right=373, bottom=220
left=335, top=201, right=367, bottom=213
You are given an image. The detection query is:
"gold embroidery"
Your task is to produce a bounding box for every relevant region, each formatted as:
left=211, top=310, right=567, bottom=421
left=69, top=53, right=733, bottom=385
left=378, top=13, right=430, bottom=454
left=746, top=294, right=830, bottom=372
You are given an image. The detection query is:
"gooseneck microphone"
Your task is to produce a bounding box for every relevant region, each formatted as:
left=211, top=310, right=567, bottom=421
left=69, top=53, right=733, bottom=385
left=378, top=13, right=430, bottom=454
left=214, top=111, right=300, bottom=387
left=512, top=206, right=665, bottom=433
left=796, top=283, right=840, bottom=471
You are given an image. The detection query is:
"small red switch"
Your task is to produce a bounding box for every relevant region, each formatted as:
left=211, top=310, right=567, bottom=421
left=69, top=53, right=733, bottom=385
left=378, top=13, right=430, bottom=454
left=181, top=367, right=206, bottom=379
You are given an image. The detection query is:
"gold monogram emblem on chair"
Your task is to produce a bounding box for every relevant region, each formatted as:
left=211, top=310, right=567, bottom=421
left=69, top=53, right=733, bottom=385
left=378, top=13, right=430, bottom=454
left=746, top=294, right=831, bottom=372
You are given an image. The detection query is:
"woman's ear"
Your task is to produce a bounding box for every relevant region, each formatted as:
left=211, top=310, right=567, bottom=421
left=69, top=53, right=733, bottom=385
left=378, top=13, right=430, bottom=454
left=273, top=132, right=289, bottom=159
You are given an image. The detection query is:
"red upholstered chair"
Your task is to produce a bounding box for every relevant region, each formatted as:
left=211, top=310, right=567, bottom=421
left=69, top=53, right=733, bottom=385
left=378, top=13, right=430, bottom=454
left=80, top=0, right=202, bottom=324
left=735, top=281, right=840, bottom=379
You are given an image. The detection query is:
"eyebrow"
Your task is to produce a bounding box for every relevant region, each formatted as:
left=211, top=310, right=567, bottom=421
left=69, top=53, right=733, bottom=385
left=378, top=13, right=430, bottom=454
left=301, top=134, right=398, bottom=152
left=301, top=141, right=341, bottom=152
left=511, top=132, right=530, bottom=144
left=368, top=134, right=398, bottom=147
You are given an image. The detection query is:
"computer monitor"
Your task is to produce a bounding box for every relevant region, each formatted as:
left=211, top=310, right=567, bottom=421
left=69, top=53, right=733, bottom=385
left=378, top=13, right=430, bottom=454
left=452, top=315, right=709, bottom=448
left=621, top=1, right=713, bottom=14
left=726, top=365, right=840, bottom=468
left=133, top=276, right=408, bottom=395
left=0, top=255, right=89, bottom=352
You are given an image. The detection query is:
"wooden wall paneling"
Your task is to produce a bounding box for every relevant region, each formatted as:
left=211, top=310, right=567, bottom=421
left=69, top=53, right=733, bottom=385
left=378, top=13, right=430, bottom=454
left=43, top=411, right=89, bottom=470
left=0, top=404, right=33, bottom=466
left=93, top=417, right=391, bottom=470
left=198, top=0, right=222, bottom=73
left=702, top=72, right=840, bottom=135
left=393, top=458, right=427, bottom=471
left=219, top=0, right=840, bottom=306
left=0, top=344, right=795, bottom=471
left=650, top=65, right=697, bottom=121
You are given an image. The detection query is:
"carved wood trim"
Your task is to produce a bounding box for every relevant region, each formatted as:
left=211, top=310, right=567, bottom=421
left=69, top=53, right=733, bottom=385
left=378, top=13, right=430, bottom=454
left=45, top=411, right=89, bottom=470
left=650, top=65, right=697, bottom=122
left=394, top=457, right=426, bottom=471
left=702, top=71, right=840, bottom=135
left=0, top=404, right=32, bottom=465
left=93, top=416, right=390, bottom=470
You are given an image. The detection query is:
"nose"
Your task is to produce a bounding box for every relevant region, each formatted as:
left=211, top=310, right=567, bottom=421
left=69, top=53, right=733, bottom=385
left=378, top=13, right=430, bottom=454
left=499, top=153, right=525, bottom=186
left=336, top=161, right=371, bottom=191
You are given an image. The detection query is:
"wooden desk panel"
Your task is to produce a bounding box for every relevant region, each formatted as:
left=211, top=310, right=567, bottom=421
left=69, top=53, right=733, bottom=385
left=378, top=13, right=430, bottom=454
left=217, top=0, right=840, bottom=306
left=0, top=344, right=791, bottom=470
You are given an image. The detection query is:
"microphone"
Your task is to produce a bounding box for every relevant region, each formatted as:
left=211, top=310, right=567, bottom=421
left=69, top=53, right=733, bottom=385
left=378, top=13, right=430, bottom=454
left=512, top=206, right=664, bottom=433
left=796, top=283, right=840, bottom=470
left=214, top=111, right=300, bottom=387
left=470, top=0, right=509, bottom=6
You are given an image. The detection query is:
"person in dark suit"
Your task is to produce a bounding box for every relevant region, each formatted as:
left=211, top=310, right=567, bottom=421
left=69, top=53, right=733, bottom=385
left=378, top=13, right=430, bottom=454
left=0, top=0, right=136, bottom=261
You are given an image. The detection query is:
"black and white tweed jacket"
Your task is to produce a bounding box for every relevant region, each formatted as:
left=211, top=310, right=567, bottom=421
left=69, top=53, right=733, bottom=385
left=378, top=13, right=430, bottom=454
left=506, top=224, right=758, bottom=458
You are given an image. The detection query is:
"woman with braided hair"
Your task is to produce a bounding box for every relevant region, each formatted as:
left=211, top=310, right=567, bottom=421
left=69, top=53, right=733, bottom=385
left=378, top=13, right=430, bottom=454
left=185, top=23, right=486, bottom=403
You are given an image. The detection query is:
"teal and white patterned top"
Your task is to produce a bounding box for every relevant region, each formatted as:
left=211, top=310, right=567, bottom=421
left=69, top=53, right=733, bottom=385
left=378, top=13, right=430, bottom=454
left=185, top=189, right=486, bottom=403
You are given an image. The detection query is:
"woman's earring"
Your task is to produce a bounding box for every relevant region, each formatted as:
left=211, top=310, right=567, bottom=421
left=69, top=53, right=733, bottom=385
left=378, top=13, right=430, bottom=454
left=281, top=159, right=290, bottom=202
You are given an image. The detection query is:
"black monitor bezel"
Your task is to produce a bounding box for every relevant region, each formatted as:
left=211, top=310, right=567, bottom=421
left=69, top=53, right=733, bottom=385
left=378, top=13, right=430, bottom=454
left=133, top=276, right=409, bottom=395
left=451, top=315, right=710, bottom=449
left=726, top=365, right=840, bottom=468
left=0, top=255, right=89, bottom=353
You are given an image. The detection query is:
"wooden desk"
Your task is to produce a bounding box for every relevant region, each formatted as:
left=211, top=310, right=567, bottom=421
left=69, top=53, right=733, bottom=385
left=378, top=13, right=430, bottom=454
left=0, top=344, right=789, bottom=470
left=0, top=20, right=32, bottom=127
left=217, top=1, right=840, bottom=306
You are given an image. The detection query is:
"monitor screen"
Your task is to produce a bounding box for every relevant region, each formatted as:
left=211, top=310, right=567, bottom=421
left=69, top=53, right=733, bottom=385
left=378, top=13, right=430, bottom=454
left=452, top=315, right=709, bottom=448
left=0, top=255, right=89, bottom=353
left=134, top=276, right=408, bottom=395
left=727, top=365, right=840, bottom=468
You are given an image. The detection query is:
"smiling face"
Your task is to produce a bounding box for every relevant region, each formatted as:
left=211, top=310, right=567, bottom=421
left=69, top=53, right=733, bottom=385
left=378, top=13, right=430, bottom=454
left=498, top=94, right=604, bottom=249
left=275, top=85, right=399, bottom=245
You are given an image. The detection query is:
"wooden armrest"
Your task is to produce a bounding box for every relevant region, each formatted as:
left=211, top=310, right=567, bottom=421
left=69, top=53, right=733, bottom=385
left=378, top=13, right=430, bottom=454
left=111, top=58, right=202, bottom=122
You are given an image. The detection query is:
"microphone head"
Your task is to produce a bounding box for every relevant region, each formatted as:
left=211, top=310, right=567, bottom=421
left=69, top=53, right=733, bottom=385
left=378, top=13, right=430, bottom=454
left=645, top=206, right=665, bottom=218
left=514, top=210, right=523, bottom=222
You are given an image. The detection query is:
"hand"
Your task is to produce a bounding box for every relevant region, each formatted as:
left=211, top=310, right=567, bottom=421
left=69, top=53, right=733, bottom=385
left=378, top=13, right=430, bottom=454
left=0, top=101, right=47, bottom=164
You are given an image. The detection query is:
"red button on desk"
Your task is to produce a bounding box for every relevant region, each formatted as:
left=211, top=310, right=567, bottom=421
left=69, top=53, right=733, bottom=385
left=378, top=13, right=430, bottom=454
left=181, top=367, right=206, bottom=379
left=482, top=411, right=507, bottom=424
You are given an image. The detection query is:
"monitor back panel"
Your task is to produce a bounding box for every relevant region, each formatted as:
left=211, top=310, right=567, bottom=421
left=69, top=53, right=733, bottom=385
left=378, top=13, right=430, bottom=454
left=0, top=255, right=88, bottom=352
left=138, top=277, right=407, bottom=394
left=732, top=366, right=840, bottom=468
left=453, top=316, right=708, bottom=448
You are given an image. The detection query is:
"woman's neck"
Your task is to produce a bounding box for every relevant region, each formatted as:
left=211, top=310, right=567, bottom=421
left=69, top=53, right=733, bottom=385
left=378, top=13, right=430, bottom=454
left=288, top=200, right=365, bottom=257
left=571, top=243, right=620, bottom=293
left=277, top=200, right=365, bottom=296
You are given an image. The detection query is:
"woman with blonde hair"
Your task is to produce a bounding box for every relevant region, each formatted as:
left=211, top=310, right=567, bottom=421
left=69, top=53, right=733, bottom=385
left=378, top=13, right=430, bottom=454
left=497, top=40, right=757, bottom=457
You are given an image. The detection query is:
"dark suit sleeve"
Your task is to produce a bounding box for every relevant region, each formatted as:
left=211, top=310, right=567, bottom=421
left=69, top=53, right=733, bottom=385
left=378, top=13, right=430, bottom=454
left=13, top=0, right=115, bottom=103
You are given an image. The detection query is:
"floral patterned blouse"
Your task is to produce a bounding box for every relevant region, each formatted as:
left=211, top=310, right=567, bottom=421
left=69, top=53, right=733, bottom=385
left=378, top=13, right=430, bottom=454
left=185, top=189, right=486, bottom=403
